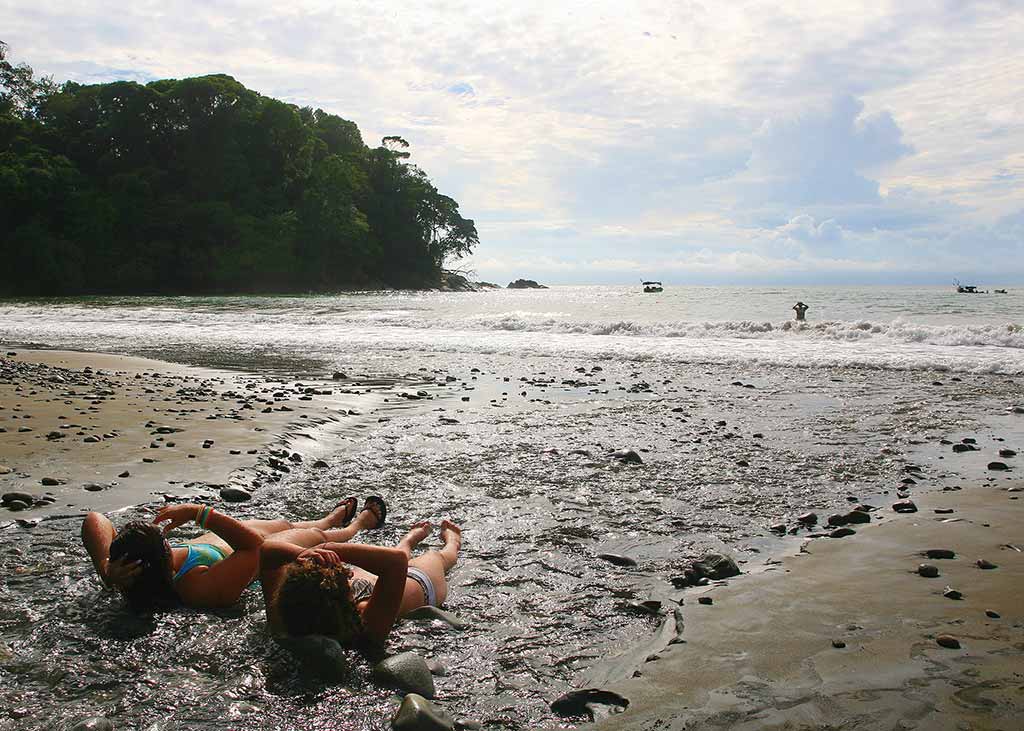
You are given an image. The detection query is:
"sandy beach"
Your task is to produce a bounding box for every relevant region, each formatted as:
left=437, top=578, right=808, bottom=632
left=591, top=483, right=1024, bottom=731
left=2, top=340, right=1022, bottom=730
left=0, top=348, right=401, bottom=518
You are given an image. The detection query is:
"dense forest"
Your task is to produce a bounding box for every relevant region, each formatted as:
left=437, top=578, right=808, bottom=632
left=0, top=43, right=479, bottom=294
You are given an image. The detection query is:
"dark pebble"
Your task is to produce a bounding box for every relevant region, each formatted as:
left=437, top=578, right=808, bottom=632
left=829, top=528, right=856, bottom=538
left=918, top=564, right=939, bottom=578
left=926, top=549, right=955, bottom=559
left=118, top=471, right=130, bottom=478
left=998, top=449, right=1016, bottom=458
left=597, top=553, right=637, bottom=567
left=796, top=512, right=818, bottom=525
left=976, top=559, right=997, bottom=569
left=943, top=586, right=963, bottom=600
left=698, top=596, right=713, bottom=605
left=985, top=610, right=1000, bottom=619
left=219, top=487, right=252, bottom=502
left=831, top=639, right=846, bottom=648
left=41, top=477, right=60, bottom=486
left=936, top=635, right=960, bottom=649
left=987, top=462, right=1009, bottom=471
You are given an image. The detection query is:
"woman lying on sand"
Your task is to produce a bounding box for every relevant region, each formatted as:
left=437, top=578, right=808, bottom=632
left=259, top=515, right=462, bottom=650
left=80, top=496, right=382, bottom=611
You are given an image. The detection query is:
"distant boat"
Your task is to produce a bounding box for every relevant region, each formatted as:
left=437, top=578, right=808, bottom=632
left=994, top=289, right=1008, bottom=294
left=642, top=280, right=663, bottom=293
left=953, top=279, right=984, bottom=293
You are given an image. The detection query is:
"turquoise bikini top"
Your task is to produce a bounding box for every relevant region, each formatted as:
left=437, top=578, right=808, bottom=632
left=171, top=543, right=228, bottom=582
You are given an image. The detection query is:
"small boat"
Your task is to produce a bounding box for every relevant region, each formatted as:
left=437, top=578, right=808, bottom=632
left=953, top=279, right=984, bottom=293
left=994, top=289, right=1008, bottom=294
left=642, top=280, right=663, bottom=293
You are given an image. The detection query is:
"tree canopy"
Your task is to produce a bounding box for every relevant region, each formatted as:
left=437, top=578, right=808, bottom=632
left=0, top=44, right=479, bottom=295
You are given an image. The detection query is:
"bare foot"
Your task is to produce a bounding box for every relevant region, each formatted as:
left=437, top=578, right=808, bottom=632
left=397, top=518, right=434, bottom=552
left=326, top=497, right=357, bottom=528
left=439, top=519, right=462, bottom=550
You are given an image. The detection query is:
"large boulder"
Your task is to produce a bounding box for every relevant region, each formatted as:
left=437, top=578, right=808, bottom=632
left=691, top=553, right=741, bottom=580
left=374, top=652, right=436, bottom=698
left=391, top=693, right=454, bottom=731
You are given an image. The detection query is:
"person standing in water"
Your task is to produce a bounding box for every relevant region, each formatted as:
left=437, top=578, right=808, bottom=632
left=793, top=301, right=809, bottom=321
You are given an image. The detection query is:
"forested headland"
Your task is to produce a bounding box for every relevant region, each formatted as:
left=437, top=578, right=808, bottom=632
left=0, top=43, right=479, bottom=295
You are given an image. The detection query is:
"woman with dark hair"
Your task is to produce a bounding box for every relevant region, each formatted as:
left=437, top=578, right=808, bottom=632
left=81, top=496, right=384, bottom=611
left=260, top=518, right=462, bottom=650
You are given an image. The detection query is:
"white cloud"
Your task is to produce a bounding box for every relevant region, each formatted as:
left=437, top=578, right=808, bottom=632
left=3, top=0, right=1023, bottom=283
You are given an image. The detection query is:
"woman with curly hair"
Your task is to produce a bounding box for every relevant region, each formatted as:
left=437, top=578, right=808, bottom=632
left=260, top=515, right=462, bottom=649
left=80, top=496, right=381, bottom=611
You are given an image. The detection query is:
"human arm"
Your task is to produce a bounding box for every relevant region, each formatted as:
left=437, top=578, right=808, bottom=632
left=153, top=503, right=262, bottom=551
left=81, top=512, right=141, bottom=589
left=321, top=542, right=409, bottom=644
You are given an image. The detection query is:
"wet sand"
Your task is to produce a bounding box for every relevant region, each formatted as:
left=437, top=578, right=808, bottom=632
left=593, top=483, right=1024, bottom=731
left=0, top=349, right=393, bottom=517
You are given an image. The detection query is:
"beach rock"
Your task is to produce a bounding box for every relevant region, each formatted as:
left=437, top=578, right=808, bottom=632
left=118, top=471, right=130, bottom=478
left=936, top=634, right=961, bottom=649
left=987, top=461, right=1009, bottom=471
left=998, top=449, right=1016, bottom=458
left=5, top=499, right=30, bottom=511
left=598, top=553, right=637, bottom=567
left=796, top=512, right=818, bottom=525
left=829, top=528, right=856, bottom=538
left=986, top=610, right=1001, bottom=618
left=0, top=465, right=12, bottom=475
left=71, top=718, right=114, bottom=731
left=2, top=492, right=34, bottom=506
left=961, top=437, right=977, bottom=444
left=892, top=500, right=918, bottom=513
left=692, top=553, right=740, bottom=580
left=769, top=523, right=787, bottom=533
left=392, top=693, right=453, bottom=731
left=274, top=634, right=350, bottom=681
left=611, top=449, right=643, bottom=464
left=313, top=460, right=329, bottom=469
left=952, top=444, right=975, bottom=453
left=83, top=483, right=108, bottom=492
left=698, top=596, right=713, bottom=605
left=844, top=510, right=871, bottom=524
left=404, top=605, right=468, bottom=630
left=832, top=639, right=846, bottom=648
left=40, top=477, right=61, bottom=486
left=918, top=564, right=940, bottom=578
left=926, top=549, right=956, bottom=559
left=551, top=689, right=629, bottom=720
left=976, top=559, right=997, bottom=569
left=83, top=435, right=100, bottom=443
left=374, top=652, right=435, bottom=698
left=219, top=487, right=251, bottom=502
left=943, top=586, right=963, bottom=600
left=332, top=371, right=347, bottom=380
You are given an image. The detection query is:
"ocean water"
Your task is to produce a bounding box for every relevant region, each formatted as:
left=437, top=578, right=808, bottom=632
left=1, top=285, right=1022, bottom=375
left=1, top=286, right=1023, bottom=730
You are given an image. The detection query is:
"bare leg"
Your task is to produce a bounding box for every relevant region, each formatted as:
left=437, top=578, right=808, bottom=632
left=407, top=520, right=462, bottom=607
left=199, top=498, right=361, bottom=543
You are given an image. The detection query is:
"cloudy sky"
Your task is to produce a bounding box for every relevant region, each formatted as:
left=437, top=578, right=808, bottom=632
left=4, top=0, right=1023, bottom=284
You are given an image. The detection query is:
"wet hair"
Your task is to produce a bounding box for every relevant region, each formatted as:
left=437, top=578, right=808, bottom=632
left=274, top=562, right=365, bottom=645
left=109, top=521, right=178, bottom=612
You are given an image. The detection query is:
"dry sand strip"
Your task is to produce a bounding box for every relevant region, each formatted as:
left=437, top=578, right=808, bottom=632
left=0, top=349, right=389, bottom=517
left=591, top=484, right=1024, bottom=731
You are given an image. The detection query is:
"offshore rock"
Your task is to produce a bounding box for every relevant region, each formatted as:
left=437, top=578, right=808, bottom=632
left=507, top=279, right=547, bottom=289
left=374, top=652, right=436, bottom=698
left=392, top=693, right=454, bottom=731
